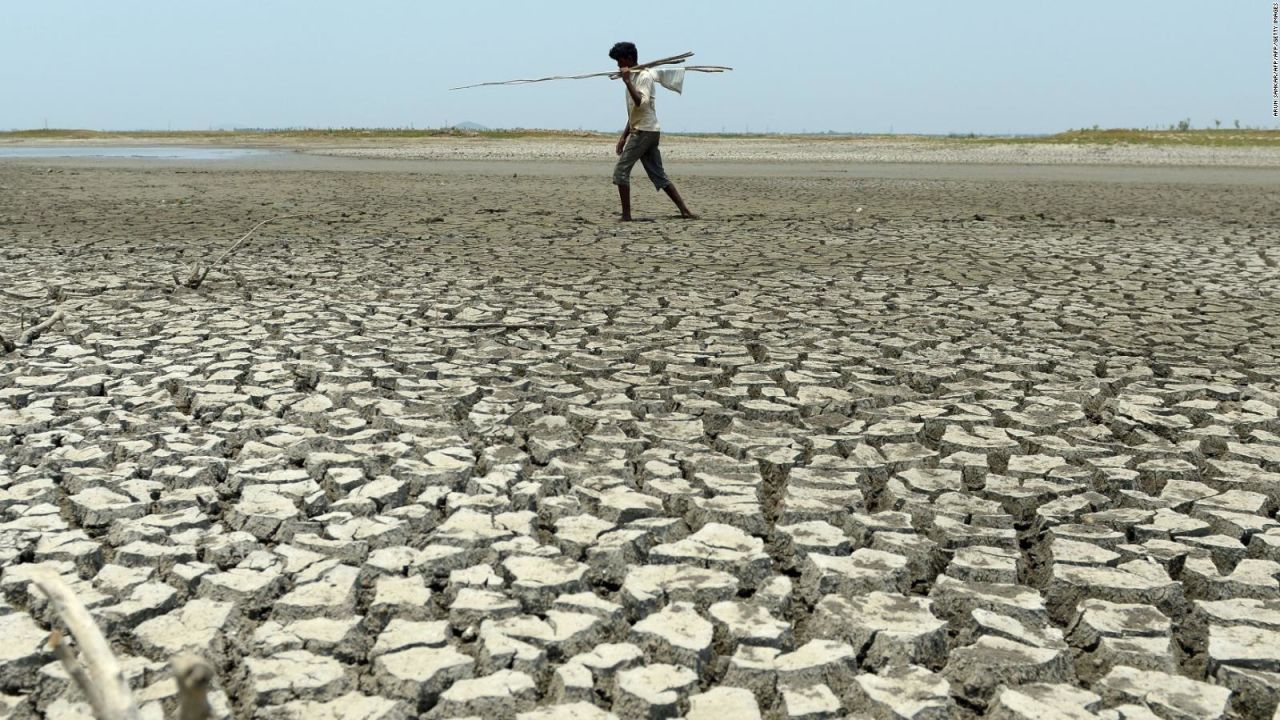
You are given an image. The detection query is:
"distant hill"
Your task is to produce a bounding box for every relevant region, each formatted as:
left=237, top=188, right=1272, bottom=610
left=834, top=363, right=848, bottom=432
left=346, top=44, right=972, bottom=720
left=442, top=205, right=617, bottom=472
left=452, top=121, right=490, bottom=131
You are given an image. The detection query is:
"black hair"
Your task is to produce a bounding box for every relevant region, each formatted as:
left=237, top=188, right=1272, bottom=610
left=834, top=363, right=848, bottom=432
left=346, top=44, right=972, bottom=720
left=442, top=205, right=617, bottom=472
left=609, top=42, right=638, bottom=63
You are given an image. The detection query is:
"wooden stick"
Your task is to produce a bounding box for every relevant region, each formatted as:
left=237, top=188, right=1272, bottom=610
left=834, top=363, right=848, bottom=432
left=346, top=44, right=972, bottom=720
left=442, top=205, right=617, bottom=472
left=16, top=308, right=64, bottom=346
left=181, top=208, right=340, bottom=290
left=451, top=64, right=732, bottom=90
left=451, top=51, right=732, bottom=90
left=48, top=630, right=111, bottom=720
left=452, top=51, right=690, bottom=89
left=171, top=655, right=215, bottom=720
left=0, top=331, right=13, bottom=353
left=31, top=571, right=140, bottom=720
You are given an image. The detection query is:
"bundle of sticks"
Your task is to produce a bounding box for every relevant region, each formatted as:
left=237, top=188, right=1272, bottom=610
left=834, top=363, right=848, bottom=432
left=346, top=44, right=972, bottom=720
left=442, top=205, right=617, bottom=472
left=450, top=51, right=731, bottom=90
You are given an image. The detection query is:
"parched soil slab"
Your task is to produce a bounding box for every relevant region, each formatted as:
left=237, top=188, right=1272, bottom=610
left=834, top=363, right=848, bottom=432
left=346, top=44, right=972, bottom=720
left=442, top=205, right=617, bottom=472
left=1, top=157, right=1279, bottom=717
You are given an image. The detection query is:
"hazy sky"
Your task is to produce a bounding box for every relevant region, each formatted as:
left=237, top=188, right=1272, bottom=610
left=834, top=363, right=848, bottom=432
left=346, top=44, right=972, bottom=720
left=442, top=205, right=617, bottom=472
left=3, top=1, right=1274, bottom=134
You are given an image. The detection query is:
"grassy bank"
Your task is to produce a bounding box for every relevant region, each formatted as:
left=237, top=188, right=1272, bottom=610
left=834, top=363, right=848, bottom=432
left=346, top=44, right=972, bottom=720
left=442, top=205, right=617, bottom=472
left=961, top=128, right=1280, bottom=147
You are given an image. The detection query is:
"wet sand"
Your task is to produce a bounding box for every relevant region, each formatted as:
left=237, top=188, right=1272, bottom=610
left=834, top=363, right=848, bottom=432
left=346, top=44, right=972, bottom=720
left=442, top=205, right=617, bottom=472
left=2, top=141, right=1280, bottom=718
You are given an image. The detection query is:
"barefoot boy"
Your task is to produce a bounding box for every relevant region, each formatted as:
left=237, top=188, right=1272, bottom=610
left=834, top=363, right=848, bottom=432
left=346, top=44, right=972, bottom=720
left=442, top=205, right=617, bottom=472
left=609, top=42, right=696, bottom=221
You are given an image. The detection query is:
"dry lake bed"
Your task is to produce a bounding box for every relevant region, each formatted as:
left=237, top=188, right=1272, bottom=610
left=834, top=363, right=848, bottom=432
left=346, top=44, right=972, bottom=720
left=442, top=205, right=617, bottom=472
left=2, top=138, right=1280, bottom=719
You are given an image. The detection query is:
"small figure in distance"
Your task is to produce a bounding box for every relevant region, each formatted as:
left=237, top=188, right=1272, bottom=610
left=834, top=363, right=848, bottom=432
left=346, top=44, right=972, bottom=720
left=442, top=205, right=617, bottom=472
left=609, top=41, right=697, bottom=221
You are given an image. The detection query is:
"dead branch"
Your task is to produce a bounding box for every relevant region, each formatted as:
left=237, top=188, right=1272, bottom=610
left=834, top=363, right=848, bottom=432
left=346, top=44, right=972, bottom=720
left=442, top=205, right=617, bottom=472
left=450, top=51, right=732, bottom=90
left=171, top=655, right=215, bottom=720
left=453, top=51, right=691, bottom=89
left=0, top=331, right=13, bottom=353
left=13, top=308, right=64, bottom=347
left=452, top=65, right=732, bottom=90
left=31, top=571, right=140, bottom=720
left=176, top=209, right=339, bottom=291
left=48, top=630, right=110, bottom=719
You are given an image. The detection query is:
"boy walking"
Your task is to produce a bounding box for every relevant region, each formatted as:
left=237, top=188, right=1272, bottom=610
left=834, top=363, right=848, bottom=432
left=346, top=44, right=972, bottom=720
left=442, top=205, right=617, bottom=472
left=609, top=42, right=696, bottom=221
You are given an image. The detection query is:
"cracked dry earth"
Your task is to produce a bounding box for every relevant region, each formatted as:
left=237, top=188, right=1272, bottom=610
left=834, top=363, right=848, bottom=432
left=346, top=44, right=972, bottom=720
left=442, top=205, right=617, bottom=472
left=2, top=159, right=1280, bottom=720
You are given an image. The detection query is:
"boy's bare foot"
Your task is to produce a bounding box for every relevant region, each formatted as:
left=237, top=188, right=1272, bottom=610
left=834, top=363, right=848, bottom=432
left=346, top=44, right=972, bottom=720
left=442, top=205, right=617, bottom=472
left=680, top=212, right=699, bottom=220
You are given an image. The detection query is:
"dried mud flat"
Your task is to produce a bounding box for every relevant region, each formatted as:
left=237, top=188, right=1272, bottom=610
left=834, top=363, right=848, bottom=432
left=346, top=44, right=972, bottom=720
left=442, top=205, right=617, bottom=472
left=2, top=151, right=1280, bottom=720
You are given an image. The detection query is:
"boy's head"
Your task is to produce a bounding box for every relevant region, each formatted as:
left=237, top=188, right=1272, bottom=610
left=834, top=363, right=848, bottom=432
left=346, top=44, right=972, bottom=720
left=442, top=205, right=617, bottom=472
left=609, top=42, right=638, bottom=68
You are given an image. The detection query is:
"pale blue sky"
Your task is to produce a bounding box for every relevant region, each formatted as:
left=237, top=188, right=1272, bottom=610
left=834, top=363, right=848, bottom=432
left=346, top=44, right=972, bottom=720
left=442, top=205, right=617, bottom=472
left=3, top=1, right=1274, bottom=134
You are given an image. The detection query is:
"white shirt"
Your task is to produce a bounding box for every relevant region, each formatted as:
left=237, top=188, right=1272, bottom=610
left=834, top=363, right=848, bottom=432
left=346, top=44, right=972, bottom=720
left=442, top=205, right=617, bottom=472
left=625, top=68, right=660, bottom=132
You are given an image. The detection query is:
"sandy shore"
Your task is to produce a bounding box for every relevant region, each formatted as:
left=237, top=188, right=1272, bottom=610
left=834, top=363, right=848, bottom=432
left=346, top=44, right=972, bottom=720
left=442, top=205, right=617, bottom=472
left=7, top=133, right=1280, bottom=168
left=2, top=150, right=1280, bottom=718
left=304, top=135, right=1280, bottom=167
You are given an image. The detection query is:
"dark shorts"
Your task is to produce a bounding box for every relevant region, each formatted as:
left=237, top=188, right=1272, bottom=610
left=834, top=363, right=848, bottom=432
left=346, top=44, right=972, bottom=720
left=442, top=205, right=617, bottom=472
left=612, top=130, right=670, bottom=190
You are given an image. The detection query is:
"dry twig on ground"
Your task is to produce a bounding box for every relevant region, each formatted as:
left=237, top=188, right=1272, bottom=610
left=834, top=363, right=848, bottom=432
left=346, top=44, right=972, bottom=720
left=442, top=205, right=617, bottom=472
left=48, top=630, right=107, bottom=717
left=171, top=655, right=215, bottom=720
left=30, top=572, right=217, bottom=720
left=19, top=308, right=64, bottom=345
left=31, top=571, right=140, bottom=720
left=175, top=208, right=339, bottom=291
left=2, top=307, right=65, bottom=353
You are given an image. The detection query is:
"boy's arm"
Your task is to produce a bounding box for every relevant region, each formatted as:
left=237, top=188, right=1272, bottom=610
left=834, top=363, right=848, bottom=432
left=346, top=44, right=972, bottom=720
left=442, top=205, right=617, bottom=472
left=616, top=126, right=630, bottom=155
